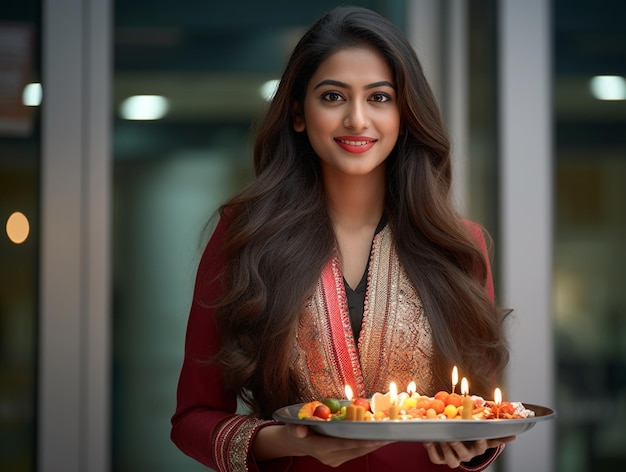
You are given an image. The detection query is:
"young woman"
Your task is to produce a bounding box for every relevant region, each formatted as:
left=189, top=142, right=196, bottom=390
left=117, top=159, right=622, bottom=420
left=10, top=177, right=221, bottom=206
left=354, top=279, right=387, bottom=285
left=172, top=6, right=512, bottom=471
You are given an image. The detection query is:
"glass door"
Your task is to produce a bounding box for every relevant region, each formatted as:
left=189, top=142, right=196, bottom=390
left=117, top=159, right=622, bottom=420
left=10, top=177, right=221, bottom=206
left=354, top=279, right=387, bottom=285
left=553, top=0, right=626, bottom=470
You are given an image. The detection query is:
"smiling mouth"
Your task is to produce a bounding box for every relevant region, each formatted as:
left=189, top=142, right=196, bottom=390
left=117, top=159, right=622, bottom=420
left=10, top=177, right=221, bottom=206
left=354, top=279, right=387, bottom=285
left=334, top=137, right=378, bottom=154
left=335, top=138, right=377, bottom=146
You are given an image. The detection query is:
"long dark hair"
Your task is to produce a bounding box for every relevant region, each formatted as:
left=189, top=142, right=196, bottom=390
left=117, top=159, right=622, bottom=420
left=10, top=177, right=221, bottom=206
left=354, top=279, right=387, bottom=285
left=210, top=6, right=508, bottom=418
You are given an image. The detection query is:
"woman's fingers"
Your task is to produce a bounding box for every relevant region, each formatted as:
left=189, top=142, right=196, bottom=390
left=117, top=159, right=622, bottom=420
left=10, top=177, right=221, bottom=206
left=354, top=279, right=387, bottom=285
left=424, top=436, right=516, bottom=468
left=311, top=439, right=391, bottom=467
left=424, top=442, right=471, bottom=468
left=315, top=442, right=390, bottom=467
left=284, top=424, right=392, bottom=467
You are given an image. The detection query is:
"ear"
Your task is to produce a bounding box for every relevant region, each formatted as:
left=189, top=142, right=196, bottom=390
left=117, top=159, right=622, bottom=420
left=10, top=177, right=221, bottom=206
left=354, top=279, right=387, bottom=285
left=292, top=102, right=305, bottom=132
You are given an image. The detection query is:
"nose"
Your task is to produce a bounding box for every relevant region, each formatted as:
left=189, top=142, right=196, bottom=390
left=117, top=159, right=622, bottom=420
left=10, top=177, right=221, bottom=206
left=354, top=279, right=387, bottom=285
left=343, top=102, right=369, bottom=131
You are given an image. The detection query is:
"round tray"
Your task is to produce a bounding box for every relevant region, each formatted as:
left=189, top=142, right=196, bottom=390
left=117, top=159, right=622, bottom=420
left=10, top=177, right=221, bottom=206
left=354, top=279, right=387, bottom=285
left=272, top=403, right=556, bottom=442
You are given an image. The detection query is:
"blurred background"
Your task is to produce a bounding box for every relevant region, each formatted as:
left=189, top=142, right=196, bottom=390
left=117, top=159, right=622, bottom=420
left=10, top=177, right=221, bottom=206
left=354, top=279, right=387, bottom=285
left=1, top=0, right=625, bottom=471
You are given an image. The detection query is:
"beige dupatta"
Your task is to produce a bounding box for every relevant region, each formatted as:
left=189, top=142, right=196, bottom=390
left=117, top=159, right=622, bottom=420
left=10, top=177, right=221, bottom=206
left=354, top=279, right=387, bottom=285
left=294, top=225, right=434, bottom=401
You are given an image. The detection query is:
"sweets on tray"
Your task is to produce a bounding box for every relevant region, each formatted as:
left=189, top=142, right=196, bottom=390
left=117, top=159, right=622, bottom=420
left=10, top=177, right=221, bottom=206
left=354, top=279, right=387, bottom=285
left=297, top=390, right=535, bottom=422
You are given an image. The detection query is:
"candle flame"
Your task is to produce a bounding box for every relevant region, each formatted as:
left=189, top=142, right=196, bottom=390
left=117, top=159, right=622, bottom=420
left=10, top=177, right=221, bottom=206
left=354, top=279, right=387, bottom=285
left=344, top=385, right=354, bottom=401
left=494, top=387, right=502, bottom=405
left=461, top=377, right=469, bottom=396
left=407, top=381, right=416, bottom=396
left=452, top=366, right=458, bottom=387
left=389, top=381, right=398, bottom=405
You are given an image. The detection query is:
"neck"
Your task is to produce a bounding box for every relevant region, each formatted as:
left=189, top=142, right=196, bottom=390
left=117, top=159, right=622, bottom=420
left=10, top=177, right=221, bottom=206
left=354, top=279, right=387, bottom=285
left=323, top=170, right=385, bottom=230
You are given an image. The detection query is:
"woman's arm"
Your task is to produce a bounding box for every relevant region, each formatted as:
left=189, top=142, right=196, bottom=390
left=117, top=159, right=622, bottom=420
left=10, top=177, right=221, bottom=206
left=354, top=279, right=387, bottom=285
left=252, top=423, right=392, bottom=468
left=171, top=217, right=276, bottom=471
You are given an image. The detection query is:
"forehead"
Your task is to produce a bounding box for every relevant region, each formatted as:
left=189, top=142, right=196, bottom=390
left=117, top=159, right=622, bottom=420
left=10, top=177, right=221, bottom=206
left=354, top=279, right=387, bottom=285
left=308, top=46, right=393, bottom=87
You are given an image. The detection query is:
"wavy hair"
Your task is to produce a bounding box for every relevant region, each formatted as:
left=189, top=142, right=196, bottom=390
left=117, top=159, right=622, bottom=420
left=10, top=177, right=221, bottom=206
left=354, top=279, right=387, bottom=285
left=210, top=6, right=509, bottom=418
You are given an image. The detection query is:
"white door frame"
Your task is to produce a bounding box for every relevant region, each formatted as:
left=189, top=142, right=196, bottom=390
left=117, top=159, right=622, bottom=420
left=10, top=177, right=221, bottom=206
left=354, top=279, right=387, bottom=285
left=499, top=1, right=555, bottom=471
left=39, top=0, right=111, bottom=470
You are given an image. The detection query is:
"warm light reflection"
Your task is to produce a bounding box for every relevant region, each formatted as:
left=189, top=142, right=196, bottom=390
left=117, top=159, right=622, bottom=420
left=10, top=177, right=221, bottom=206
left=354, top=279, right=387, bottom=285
left=6, top=211, right=30, bottom=244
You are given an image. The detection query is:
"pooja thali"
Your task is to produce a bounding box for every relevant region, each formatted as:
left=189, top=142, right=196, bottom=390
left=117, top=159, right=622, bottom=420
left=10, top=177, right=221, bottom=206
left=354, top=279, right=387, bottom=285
left=272, top=403, right=556, bottom=442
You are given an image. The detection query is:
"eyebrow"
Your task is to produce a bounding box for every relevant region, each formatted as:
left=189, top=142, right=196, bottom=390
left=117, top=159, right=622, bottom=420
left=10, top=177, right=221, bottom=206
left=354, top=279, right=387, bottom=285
left=313, top=79, right=396, bottom=90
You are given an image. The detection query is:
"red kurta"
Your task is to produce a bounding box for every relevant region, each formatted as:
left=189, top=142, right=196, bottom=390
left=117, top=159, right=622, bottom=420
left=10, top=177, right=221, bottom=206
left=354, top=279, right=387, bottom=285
left=171, top=217, right=502, bottom=471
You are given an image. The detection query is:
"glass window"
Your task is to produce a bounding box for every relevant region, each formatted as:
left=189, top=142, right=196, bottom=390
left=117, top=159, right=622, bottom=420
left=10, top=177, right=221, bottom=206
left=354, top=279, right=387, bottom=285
left=468, top=0, right=499, bottom=266
left=112, top=2, right=405, bottom=469
left=0, top=3, right=40, bottom=471
left=553, top=0, right=626, bottom=470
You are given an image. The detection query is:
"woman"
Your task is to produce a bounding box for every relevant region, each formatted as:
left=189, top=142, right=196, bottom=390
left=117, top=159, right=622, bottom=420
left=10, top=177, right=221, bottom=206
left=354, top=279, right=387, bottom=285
left=172, top=6, right=512, bottom=471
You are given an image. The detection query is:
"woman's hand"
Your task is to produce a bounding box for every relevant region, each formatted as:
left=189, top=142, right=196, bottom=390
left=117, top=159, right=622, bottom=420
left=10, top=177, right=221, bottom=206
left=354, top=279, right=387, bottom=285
left=253, top=423, right=392, bottom=467
left=287, top=423, right=392, bottom=466
left=423, top=436, right=516, bottom=468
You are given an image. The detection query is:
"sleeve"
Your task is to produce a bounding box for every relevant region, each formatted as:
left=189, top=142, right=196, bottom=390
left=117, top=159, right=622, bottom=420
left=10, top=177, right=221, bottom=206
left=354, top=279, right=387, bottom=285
left=466, top=220, right=495, bottom=303
left=170, top=216, right=278, bottom=472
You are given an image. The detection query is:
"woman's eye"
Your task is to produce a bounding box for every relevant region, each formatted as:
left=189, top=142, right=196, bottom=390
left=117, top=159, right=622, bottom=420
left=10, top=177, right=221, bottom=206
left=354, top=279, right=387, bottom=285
left=321, top=92, right=344, bottom=102
left=370, top=93, right=391, bottom=103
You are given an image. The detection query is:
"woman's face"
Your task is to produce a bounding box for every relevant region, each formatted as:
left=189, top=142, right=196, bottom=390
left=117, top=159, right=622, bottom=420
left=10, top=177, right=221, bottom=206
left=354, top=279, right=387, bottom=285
left=294, top=46, right=400, bottom=180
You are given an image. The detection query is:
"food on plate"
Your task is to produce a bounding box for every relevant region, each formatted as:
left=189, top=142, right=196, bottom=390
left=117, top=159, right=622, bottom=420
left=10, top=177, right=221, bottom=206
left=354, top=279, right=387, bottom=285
left=296, top=391, right=535, bottom=422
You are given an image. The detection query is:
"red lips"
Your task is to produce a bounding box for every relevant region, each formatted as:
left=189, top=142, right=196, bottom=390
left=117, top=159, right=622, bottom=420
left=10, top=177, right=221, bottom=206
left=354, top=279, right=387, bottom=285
left=334, top=136, right=377, bottom=153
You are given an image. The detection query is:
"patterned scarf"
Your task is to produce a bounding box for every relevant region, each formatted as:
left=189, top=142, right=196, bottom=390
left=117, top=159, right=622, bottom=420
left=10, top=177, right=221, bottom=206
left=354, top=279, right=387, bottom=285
left=294, top=224, right=434, bottom=400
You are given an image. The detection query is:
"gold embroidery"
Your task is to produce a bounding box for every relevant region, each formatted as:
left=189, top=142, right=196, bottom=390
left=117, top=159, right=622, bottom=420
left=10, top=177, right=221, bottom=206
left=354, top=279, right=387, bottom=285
left=294, top=225, right=434, bottom=400
left=295, top=278, right=347, bottom=400
left=215, top=416, right=277, bottom=472
left=228, top=418, right=266, bottom=472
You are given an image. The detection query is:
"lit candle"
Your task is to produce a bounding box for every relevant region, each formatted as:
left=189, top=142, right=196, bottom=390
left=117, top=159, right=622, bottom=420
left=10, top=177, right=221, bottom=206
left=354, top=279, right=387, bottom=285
left=407, top=381, right=417, bottom=397
left=461, top=377, right=473, bottom=420
left=494, top=388, right=502, bottom=419
left=389, top=381, right=399, bottom=420
left=452, top=366, right=459, bottom=394
left=346, top=405, right=357, bottom=421
left=345, top=385, right=354, bottom=401
left=345, top=385, right=357, bottom=421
